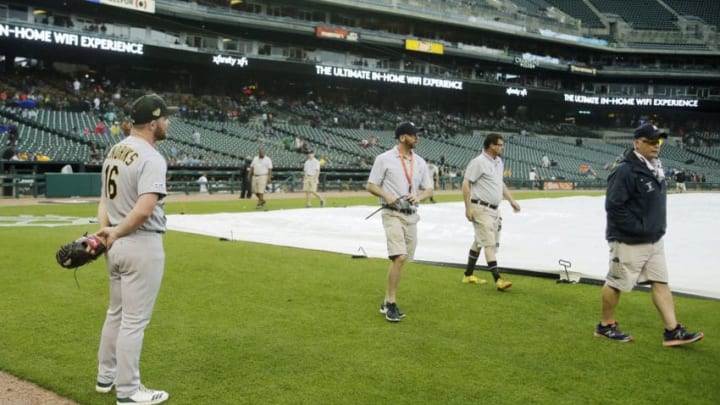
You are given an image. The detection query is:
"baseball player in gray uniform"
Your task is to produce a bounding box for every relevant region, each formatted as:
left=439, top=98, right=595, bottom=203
left=94, top=94, right=175, bottom=405
left=250, top=147, right=272, bottom=209
left=367, top=121, right=433, bottom=322
left=462, top=133, right=520, bottom=291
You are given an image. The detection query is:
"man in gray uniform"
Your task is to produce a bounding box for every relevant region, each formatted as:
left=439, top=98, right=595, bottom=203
left=462, top=133, right=520, bottom=291
left=94, top=94, right=175, bottom=405
left=367, top=121, right=433, bottom=322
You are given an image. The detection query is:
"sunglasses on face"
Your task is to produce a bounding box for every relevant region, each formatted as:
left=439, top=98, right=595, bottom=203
left=640, top=138, right=663, bottom=146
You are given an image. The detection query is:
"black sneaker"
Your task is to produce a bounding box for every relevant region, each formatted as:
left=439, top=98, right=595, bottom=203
left=594, top=322, right=633, bottom=342
left=384, top=303, right=401, bottom=322
left=663, top=324, right=703, bottom=347
left=95, top=380, right=114, bottom=394
left=379, top=302, right=406, bottom=318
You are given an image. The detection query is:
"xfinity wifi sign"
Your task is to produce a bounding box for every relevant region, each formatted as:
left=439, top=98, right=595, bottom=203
left=212, top=55, right=248, bottom=67
left=563, top=94, right=699, bottom=108
left=0, top=24, right=143, bottom=55
left=315, top=65, right=463, bottom=90
left=506, top=87, right=528, bottom=97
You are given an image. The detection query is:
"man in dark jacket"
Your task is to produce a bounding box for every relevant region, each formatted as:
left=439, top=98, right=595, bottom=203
left=595, top=124, right=703, bottom=347
left=674, top=168, right=686, bottom=193
left=239, top=157, right=252, bottom=199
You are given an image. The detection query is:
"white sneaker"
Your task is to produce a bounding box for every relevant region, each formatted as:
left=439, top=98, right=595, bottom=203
left=116, top=385, right=169, bottom=405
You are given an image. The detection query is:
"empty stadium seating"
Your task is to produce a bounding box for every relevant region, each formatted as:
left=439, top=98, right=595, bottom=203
left=664, top=0, right=720, bottom=29
left=544, top=0, right=605, bottom=28
left=588, top=0, right=678, bottom=31
left=3, top=101, right=719, bottom=184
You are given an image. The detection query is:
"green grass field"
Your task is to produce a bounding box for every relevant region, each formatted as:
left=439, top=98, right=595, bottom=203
left=1, top=191, right=718, bottom=404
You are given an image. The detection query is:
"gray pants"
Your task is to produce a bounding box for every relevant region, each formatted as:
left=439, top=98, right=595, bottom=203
left=97, top=231, right=165, bottom=397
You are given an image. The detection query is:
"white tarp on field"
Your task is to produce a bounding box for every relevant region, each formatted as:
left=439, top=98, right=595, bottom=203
left=167, top=194, right=719, bottom=299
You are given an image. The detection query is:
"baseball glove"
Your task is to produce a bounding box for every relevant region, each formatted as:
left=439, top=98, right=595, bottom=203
left=56, top=234, right=106, bottom=269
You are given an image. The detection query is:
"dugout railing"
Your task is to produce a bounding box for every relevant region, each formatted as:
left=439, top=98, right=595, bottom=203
left=3, top=170, right=720, bottom=198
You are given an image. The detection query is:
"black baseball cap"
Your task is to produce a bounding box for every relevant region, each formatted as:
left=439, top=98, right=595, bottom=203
left=131, top=94, right=178, bottom=125
left=633, top=124, right=668, bottom=139
left=395, top=121, right=424, bottom=138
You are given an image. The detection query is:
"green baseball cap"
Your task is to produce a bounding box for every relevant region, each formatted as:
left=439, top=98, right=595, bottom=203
left=131, top=93, right=178, bottom=125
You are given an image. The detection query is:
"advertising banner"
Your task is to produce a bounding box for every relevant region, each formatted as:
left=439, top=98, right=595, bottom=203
left=544, top=181, right=574, bottom=190
left=85, top=0, right=155, bottom=14
left=0, top=23, right=143, bottom=55
left=315, top=26, right=359, bottom=42
left=315, top=65, right=462, bottom=90
left=569, top=65, right=597, bottom=75
left=405, top=39, right=444, bottom=55
left=563, top=93, right=699, bottom=109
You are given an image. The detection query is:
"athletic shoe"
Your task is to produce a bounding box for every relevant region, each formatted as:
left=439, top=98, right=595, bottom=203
left=462, top=275, right=488, bottom=284
left=320, top=199, right=326, bottom=208
left=306, top=203, right=312, bottom=208
left=495, top=277, right=513, bottom=291
left=382, top=302, right=402, bottom=322
left=663, top=324, right=703, bottom=347
left=96, top=381, right=114, bottom=394
left=380, top=302, right=406, bottom=318
left=594, top=322, right=633, bottom=342
left=380, top=302, right=405, bottom=318
left=116, top=385, right=169, bottom=405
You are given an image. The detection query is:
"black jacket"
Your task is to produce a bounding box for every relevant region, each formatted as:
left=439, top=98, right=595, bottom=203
left=605, top=151, right=667, bottom=244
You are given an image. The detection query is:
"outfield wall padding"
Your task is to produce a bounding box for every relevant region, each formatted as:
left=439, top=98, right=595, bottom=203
left=45, top=173, right=102, bottom=197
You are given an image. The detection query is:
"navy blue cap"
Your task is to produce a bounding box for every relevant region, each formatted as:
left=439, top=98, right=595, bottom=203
left=395, top=121, right=424, bottom=138
left=633, top=124, right=668, bottom=139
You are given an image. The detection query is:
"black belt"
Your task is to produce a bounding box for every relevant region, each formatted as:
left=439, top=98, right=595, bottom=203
left=111, top=225, right=164, bottom=234
left=382, top=205, right=416, bottom=214
left=139, top=229, right=165, bottom=234
left=471, top=199, right=498, bottom=209
left=253, top=174, right=267, bottom=177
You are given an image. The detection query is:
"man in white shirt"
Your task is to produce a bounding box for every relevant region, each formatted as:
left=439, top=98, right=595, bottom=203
left=462, top=133, right=521, bottom=291
left=529, top=167, right=539, bottom=189
left=249, top=148, right=272, bottom=208
left=303, top=150, right=325, bottom=208
left=197, top=173, right=208, bottom=193
left=367, top=121, right=433, bottom=322
left=427, top=160, right=439, bottom=203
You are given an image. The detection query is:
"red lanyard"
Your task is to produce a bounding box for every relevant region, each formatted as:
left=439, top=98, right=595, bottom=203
left=399, top=150, right=414, bottom=193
